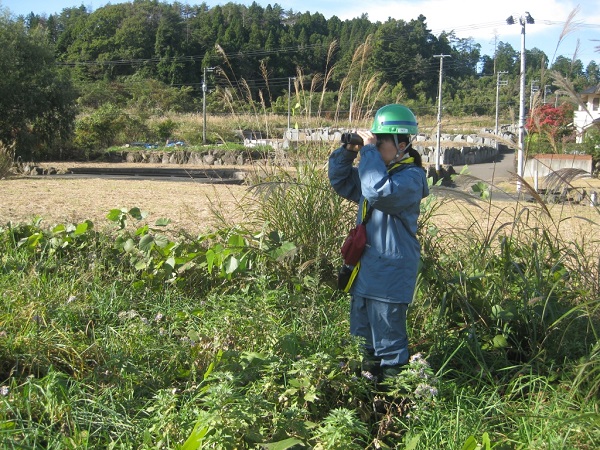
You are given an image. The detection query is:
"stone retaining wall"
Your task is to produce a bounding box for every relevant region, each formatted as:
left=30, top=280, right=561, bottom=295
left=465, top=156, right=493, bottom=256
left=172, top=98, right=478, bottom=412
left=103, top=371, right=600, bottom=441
left=276, top=127, right=514, bottom=165
left=18, top=128, right=515, bottom=175
left=108, top=148, right=269, bottom=166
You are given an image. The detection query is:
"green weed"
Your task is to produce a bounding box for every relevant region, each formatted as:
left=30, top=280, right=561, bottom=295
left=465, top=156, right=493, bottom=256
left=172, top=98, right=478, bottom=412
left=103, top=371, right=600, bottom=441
left=1, top=170, right=599, bottom=448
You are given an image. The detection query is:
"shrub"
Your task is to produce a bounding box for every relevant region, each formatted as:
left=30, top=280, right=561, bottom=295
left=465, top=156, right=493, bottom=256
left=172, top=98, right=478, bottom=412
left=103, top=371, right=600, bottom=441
left=153, top=118, right=179, bottom=142
left=0, top=141, right=15, bottom=178
left=74, top=104, right=151, bottom=154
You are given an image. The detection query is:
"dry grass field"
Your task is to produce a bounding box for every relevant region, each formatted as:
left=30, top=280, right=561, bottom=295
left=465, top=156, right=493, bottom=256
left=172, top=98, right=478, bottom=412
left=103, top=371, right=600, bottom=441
left=1, top=164, right=251, bottom=235
left=2, top=162, right=599, bottom=245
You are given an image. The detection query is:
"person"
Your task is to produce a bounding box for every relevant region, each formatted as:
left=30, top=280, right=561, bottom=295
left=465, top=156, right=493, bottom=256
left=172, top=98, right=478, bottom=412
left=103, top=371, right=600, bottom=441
left=328, top=104, right=429, bottom=381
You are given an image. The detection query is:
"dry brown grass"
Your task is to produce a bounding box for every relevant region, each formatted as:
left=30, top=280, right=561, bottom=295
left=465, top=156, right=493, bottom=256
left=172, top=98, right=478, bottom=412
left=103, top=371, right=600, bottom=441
left=2, top=162, right=599, bottom=246
left=0, top=141, right=15, bottom=179
left=1, top=164, right=250, bottom=235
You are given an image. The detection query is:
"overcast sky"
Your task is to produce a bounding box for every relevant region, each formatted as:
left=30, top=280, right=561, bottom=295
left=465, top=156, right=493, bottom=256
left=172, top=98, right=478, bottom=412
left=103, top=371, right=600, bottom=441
left=2, top=0, right=599, bottom=67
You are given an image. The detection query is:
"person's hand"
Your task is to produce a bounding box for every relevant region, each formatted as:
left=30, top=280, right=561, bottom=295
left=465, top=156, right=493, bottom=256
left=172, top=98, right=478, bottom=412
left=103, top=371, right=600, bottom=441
left=345, top=130, right=377, bottom=152
left=358, top=130, right=377, bottom=146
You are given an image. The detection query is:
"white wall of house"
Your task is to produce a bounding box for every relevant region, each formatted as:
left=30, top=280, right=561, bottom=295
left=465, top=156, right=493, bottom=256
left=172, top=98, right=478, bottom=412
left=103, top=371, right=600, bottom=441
left=574, top=86, right=600, bottom=143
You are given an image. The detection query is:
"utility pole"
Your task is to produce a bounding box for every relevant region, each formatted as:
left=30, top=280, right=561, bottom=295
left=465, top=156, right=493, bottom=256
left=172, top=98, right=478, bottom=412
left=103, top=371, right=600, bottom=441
left=543, top=85, right=551, bottom=104
left=507, top=12, right=534, bottom=193
left=434, top=54, right=451, bottom=172
left=495, top=71, right=508, bottom=150
left=202, top=66, right=215, bottom=145
left=529, top=80, right=539, bottom=111
left=287, top=77, right=296, bottom=131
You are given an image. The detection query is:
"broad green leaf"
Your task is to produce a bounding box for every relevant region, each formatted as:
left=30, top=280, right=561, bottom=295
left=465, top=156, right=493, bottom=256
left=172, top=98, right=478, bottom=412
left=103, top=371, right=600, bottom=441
left=492, top=335, right=509, bottom=348
left=205, top=249, right=215, bottom=273
left=135, top=224, right=149, bottom=236
left=139, top=234, right=155, bottom=252
left=19, top=233, right=42, bottom=250
left=154, top=218, right=171, bottom=226
left=106, top=209, right=123, bottom=221
left=180, top=423, right=209, bottom=450
left=482, top=432, right=491, bottom=450
left=73, top=221, right=90, bottom=236
left=52, top=224, right=66, bottom=233
left=129, top=207, right=145, bottom=220
left=225, top=256, right=239, bottom=274
left=154, top=234, right=170, bottom=248
left=134, top=260, right=148, bottom=270
left=261, top=437, right=303, bottom=450
left=461, top=436, right=477, bottom=450
left=0, top=421, right=16, bottom=430
left=304, top=391, right=318, bottom=402
left=228, top=233, right=245, bottom=247
left=491, top=305, right=514, bottom=321
left=405, top=434, right=421, bottom=450
left=124, top=238, right=136, bottom=253
left=269, top=242, right=297, bottom=261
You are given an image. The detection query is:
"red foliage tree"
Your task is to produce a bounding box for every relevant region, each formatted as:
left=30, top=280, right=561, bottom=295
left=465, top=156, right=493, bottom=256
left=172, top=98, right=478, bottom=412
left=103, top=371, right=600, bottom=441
left=526, top=103, right=574, bottom=152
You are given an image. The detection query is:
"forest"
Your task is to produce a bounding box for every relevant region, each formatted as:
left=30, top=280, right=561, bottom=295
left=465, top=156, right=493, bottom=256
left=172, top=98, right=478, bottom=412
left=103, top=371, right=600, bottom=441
left=1, top=0, right=599, bottom=160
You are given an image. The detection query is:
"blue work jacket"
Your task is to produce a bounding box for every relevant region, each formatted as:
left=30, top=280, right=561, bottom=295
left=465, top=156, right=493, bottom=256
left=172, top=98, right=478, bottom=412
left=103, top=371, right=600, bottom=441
left=328, top=144, right=429, bottom=303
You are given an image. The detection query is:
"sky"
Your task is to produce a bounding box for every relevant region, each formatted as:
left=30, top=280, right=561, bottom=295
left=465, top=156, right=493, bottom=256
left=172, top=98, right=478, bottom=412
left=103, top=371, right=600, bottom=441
left=1, top=0, right=599, bottom=68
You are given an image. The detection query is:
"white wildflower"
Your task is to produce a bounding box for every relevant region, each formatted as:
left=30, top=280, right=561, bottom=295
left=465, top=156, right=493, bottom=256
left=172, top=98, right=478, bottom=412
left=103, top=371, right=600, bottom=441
left=414, top=383, right=438, bottom=399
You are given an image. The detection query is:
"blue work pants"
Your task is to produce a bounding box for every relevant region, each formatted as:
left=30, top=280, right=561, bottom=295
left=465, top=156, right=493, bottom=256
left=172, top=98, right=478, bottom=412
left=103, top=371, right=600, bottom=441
left=350, top=295, right=409, bottom=367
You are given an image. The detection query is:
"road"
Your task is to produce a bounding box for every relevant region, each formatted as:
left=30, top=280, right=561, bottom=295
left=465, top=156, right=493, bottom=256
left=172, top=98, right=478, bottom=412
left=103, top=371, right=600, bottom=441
left=437, top=149, right=521, bottom=202
left=451, top=149, right=516, bottom=184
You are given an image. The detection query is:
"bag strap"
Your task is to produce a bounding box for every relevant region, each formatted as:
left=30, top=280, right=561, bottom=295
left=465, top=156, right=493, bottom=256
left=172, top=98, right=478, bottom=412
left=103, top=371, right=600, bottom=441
left=360, top=199, right=372, bottom=224
left=343, top=261, right=361, bottom=292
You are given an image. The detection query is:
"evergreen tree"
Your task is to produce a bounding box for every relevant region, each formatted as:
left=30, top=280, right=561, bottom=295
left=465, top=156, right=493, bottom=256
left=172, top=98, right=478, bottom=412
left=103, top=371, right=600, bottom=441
left=0, top=17, right=77, bottom=159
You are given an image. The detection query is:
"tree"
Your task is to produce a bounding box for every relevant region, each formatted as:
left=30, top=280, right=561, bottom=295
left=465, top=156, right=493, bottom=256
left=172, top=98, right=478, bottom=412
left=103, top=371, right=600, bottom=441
left=494, top=42, right=519, bottom=74
left=551, top=55, right=584, bottom=78
left=526, top=103, right=574, bottom=153
left=370, top=15, right=438, bottom=101
left=0, top=16, right=77, bottom=160
left=526, top=48, right=548, bottom=70
left=585, top=61, right=599, bottom=86
left=155, top=8, right=185, bottom=84
left=551, top=55, right=587, bottom=90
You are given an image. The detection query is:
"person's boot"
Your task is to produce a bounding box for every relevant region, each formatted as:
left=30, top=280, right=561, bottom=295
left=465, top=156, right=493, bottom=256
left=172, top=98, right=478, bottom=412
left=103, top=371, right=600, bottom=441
left=380, top=364, right=404, bottom=381
left=376, top=364, right=406, bottom=396
left=361, top=352, right=382, bottom=381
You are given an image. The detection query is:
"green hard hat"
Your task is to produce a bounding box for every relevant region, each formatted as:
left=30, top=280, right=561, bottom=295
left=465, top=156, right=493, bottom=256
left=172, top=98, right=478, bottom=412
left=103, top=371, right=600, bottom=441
left=370, top=104, right=418, bottom=135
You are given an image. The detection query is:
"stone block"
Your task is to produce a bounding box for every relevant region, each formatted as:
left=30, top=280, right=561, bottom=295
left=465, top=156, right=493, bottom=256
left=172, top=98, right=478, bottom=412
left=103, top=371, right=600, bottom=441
left=202, top=154, right=215, bottom=165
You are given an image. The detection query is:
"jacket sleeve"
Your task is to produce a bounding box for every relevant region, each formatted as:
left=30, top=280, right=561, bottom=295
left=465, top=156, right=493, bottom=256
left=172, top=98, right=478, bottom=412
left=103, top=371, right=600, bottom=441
left=357, top=145, right=429, bottom=215
left=328, top=146, right=362, bottom=204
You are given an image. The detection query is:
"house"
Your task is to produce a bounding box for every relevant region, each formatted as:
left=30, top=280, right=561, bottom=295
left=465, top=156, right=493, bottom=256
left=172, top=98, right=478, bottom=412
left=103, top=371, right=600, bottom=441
left=574, top=84, right=600, bottom=143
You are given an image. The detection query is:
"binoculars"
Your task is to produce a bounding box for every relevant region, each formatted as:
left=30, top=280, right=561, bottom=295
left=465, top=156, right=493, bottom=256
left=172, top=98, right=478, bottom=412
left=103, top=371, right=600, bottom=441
left=340, top=132, right=363, bottom=146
